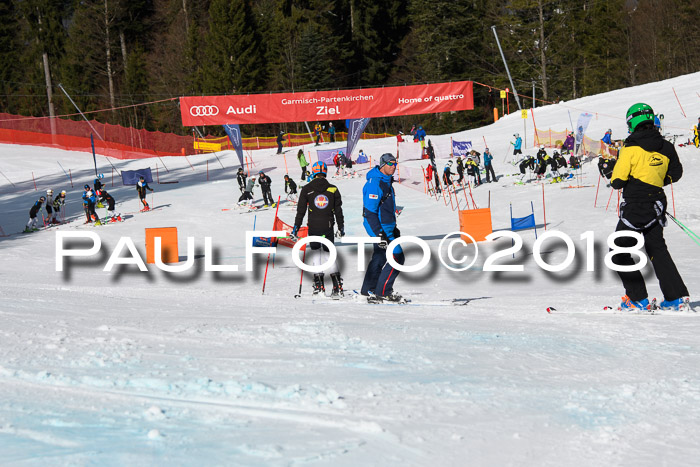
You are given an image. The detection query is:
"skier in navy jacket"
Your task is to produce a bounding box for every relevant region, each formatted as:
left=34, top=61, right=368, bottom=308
left=360, top=153, right=405, bottom=303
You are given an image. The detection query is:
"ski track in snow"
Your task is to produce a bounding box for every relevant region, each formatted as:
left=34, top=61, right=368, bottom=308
left=0, top=72, right=699, bottom=465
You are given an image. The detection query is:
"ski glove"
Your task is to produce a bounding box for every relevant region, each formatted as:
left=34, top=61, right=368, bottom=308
left=290, top=225, right=300, bottom=241
left=378, top=230, right=390, bottom=249
left=335, top=229, right=345, bottom=238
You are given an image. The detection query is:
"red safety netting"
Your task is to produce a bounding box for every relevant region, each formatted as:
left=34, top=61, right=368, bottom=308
left=0, top=112, right=194, bottom=160
left=0, top=111, right=397, bottom=159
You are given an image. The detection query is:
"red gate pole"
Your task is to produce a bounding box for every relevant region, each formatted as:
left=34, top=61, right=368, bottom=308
left=262, top=197, right=283, bottom=294
left=594, top=173, right=601, bottom=207
left=606, top=186, right=615, bottom=211
left=32, top=171, right=37, bottom=190
left=468, top=181, right=477, bottom=210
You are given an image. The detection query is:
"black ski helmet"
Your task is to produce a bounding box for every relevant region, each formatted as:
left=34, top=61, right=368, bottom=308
left=84, top=184, right=90, bottom=190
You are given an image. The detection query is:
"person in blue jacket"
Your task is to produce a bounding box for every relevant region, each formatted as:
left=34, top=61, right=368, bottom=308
left=483, top=147, right=497, bottom=183
left=361, top=153, right=406, bottom=303
left=512, top=133, right=522, bottom=156
left=82, top=184, right=100, bottom=224
left=415, top=125, right=427, bottom=154
left=601, top=129, right=613, bottom=145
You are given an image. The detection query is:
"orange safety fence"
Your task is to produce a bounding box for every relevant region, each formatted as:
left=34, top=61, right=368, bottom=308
left=0, top=112, right=193, bottom=159
left=0, top=110, right=397, bottom=159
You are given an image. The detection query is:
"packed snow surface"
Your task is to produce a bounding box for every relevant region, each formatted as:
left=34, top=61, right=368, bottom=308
left=1, top=72, right=699, bottom=465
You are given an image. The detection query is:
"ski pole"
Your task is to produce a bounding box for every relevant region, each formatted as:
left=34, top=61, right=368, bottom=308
left=503, top=142, right=513, bottom=163
left=294, top=249, right=306, bottom=298
left=667, top=213, right=700, bottom=247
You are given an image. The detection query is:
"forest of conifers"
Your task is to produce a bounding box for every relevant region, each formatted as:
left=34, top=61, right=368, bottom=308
left=1, top=0, right=698, bottom=136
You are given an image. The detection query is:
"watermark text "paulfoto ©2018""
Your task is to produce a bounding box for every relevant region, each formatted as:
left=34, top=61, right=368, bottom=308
left=54, top=231, right=648, bottom=274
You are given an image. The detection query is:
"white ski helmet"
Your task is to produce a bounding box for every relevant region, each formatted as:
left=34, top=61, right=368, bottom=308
left=540, top=145, right=544, bottom=149
left=46, top=189, right=53, bottom=195
left=514, top=133, right=520, bottom=138
left=60, top=190, right=67, bottom=196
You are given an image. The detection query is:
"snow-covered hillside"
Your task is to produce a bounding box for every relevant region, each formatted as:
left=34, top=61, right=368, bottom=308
left=1, top=72, right=699, bottom=465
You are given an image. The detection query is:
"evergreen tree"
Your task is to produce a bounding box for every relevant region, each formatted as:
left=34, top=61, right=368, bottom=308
left=0, top=2, right=23, bottom=113
left=202, top=0, right=265, bottom=94
left=297, top=23, right=335, bottom=91
left=348, top=0, right=409, bottom=86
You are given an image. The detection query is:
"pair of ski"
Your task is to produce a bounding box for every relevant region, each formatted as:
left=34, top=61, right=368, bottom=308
left=310, top=290, right=474, bottom=307
left=546, top=298, right=696, bottom=314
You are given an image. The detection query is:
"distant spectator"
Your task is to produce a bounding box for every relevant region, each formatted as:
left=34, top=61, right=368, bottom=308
left=694, top=117, right=699, bottom=148
left=512, top=133, right=522, bottom=156
left=314, top=122, right=322, bottom=146
left=483, top=148, right=497, bottom=183
left=415, top=125, right=427, bottom=154
left=329, top=122, right=336, bottom=143
left=601, top=129, right=612, bottom=145
left=562, top=131, right=575, bottom=153
left=426, top=139, right=436, bottom=165
left=276, top=130, right=285, bottom=154
left=297, top=149, right=309, bottom=180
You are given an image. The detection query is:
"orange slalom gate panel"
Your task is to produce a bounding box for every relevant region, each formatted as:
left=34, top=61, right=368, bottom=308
left=458, top=208, right=493, bottom=243
left=145, top=227, right=179, bottom=264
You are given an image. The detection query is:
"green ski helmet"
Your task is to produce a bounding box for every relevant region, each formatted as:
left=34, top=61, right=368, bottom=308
left=626, top=103, right=655, bottom=132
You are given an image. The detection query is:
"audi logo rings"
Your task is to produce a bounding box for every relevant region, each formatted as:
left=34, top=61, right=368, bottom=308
left=189, top=105, right=220, bottom=117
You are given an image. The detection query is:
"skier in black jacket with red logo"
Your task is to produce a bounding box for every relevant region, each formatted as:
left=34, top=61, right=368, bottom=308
left=291, top=161, right=345, bottom=298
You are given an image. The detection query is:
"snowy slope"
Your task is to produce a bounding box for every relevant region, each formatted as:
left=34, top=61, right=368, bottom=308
left=0, top=72, right=699, bottom=465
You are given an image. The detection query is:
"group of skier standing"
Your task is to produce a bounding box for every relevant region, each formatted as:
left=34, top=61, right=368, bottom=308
left=22, top=174, right=156, bottom=231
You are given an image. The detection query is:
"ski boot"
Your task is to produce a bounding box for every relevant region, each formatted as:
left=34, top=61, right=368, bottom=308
left=659, top=297, right=690, bottom=311
left=619, top=295, right=650, bottom=311
left=380, top=291, right=407, bottom=304
left=94, top=219, right=102, bottom=226
left=366, top=291, right=383, bottom=304
left=312, top=274, right=325, bottom=296
left=330, top=272, right=343, bottom=300
left=23, top=227, right=32, bottom=233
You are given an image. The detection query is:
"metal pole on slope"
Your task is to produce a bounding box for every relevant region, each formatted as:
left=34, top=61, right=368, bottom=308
left=58, top=83, right=121, bottom=176
left=491, top=26, right=522, bottom=111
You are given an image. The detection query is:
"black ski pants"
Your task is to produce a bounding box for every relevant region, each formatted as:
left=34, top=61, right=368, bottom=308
left=484, top=164, right=497, bottom=182
left=612, top=219, right=688, bottom=302
left=262, top=188, right=274, bottom=206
